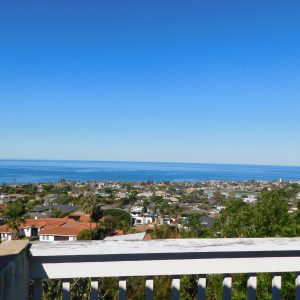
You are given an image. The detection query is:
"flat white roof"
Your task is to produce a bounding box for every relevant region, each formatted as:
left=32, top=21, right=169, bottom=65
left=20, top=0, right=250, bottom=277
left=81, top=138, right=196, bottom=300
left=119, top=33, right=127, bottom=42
left=104, top=232, right=146, bottom=241
left=29, top=238, right=300, bottom=257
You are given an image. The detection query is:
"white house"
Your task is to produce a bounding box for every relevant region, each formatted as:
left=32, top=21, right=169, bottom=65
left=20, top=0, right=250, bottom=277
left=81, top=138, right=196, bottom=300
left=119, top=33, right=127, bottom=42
left=0, top=227, right=13, bottom=241
left=38, top=222, right=96, bottom=242
left=133, top=215, right=154, bottom=226
left=130, top=206, right=143, bottom=217
left=243, top=195, right=257, bottom=204
left=0, top=218, right=94, bottom=242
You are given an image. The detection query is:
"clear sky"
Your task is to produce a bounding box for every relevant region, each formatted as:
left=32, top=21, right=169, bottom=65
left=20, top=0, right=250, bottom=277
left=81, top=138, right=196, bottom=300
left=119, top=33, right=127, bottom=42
left=0, top=1, right=300, bottom=165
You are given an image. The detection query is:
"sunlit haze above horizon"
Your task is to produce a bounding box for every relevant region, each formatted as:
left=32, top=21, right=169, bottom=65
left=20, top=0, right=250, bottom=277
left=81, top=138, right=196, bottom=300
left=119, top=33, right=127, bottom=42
left=1, top=1, right=300, bottom=166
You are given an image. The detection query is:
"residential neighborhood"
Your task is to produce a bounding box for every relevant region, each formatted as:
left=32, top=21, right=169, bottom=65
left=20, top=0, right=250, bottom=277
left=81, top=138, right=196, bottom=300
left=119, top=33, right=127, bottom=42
left=1, top=179, right=300, bottom=243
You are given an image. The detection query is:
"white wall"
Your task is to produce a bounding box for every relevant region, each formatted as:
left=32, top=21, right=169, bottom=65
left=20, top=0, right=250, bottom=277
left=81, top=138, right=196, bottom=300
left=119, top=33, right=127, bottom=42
left=0, top=233, right=12, bottom=241
left=134, top=216, right=153, bottom=226
left=23, top=228, right=31, bottom=238
left=39, top=235, right=55, bottom=242
left=39, top=235, right=77, bottom=242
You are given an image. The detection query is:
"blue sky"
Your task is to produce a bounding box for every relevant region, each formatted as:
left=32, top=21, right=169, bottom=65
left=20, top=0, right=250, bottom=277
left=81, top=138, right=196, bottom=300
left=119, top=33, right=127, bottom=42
left=0, top=1, right=300, bottom=165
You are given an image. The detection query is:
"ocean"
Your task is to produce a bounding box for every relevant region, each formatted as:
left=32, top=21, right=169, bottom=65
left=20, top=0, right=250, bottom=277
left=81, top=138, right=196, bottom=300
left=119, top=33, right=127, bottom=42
left=0, top=160, right=300, bottom=184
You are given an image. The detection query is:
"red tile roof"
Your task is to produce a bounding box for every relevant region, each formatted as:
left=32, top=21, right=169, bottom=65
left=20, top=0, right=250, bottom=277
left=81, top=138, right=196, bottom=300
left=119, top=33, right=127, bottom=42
left=39, top=222, right=97, bottom=236
left=0, top=217, right=94, bottom=238
left=64, top=213, right=91, bottom=222
left=0, top=224, right=13, bottom=234
left=22, top=218, right=75, bottom=229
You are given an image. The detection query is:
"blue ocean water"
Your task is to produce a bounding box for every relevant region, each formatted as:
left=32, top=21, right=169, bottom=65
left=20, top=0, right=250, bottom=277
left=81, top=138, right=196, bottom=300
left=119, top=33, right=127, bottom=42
left=0, top=160, right=299, bottom=183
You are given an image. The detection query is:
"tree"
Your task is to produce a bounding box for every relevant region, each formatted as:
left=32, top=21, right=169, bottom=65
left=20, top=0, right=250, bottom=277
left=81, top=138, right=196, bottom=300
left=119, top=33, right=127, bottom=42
left=210, top=189, right=298, bottom=299
left=151, top=225, right=179, bottom=239
left=181, top=215, right=209, bottom=238
left=294, top=201, right=300, bottom=225
left=103, top=209, right=131, bottom=225
left=77, top=229, right=93, bottom=240
left=102, top=209, right=131, bottom=235
left=7, top=218, right=22, bottom=240
left=119, top=192, right=138, bottom=207
left=55, top=195, right=74, bottom=205
left=77, top=228, right=107, bottom=240
left=90, top=203, right=103, bottom=224
left=52, top=209, right=65, bottom=218
left=255, top=190, right=292, bottom=237
left=215, top=190, right=294, bottom=238
left=4, top=201, right=25, bottom=220
left=169, top=203, right=182, bottom=219
left=81, top=196, right=103, bottom=237
left=214, top=199, right=255, bottom=238
left=213, top=189, right=225, bottom=204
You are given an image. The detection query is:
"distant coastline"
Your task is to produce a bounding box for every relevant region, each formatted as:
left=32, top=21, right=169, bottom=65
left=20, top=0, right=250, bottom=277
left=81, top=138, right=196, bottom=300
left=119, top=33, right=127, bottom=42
left=0, top=159, right=300, bottom=184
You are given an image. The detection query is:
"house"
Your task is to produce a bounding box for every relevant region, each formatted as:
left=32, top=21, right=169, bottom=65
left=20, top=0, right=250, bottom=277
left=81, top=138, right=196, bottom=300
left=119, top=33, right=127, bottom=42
left=130, top=206, right=143, bottom=218
left=181, top=215, right=216, bottom=227
left=27, top=211, right=52, bottom=219
left=155, top=191, right=171, bottom=199
left=30, top=204, right=80, bottom=216
left=158, top=215, right=171, bottom=225
left=243, top=196, right=257, bottom=204
left=38, top=222, right=96, bottom=241
left=0, top=225, right=13, bottom=241
left=213, top=205, right=225, bottom=212
left=137, top=192, right=153, bottom=198
left=0, top=197, right=10, bottom=205
left=168, top=197, right=179, bottom=203
left=115, top=192, right=128, bottom=199
left=133, top=214, right=156, bottom=226
left=199, top=216, right=216, bottom=227
left=130, top=206, right=157, bottom=226
left=43, top=194, right=60, bottom=203
left=0, top=218, right=76, bottom=241
left=204, top=190, right=214, bottom=199
left=0, top=217, right=90, bottom=241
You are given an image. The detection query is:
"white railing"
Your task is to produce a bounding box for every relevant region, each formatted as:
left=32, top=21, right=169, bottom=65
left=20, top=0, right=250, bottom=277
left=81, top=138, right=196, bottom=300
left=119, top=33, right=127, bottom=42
left=28, top=238, right=300, bottom=300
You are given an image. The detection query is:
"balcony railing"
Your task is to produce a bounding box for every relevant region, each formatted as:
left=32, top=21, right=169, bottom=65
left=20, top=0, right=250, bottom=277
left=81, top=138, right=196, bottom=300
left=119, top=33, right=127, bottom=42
left=2, top=238, right=300, bottom=299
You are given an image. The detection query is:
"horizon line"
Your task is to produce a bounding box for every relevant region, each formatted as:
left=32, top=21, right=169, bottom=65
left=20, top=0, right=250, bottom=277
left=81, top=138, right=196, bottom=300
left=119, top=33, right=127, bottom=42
left=0, top=158, right=300, bottom=168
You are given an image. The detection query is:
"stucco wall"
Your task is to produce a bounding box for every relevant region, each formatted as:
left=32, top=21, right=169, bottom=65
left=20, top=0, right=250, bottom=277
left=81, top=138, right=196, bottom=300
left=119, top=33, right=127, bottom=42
left=0, top=240, right=29, bottom=300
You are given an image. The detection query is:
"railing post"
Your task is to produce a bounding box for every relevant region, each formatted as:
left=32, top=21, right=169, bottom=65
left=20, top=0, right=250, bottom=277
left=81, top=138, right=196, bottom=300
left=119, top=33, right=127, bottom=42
left=145, top=276, right=153, bottom=300
left=247, top=273, right=257, bottom=300
left=272, top=273, right=281, bottom=300
left=62, top=280, right=71, bottom=300
left=197, top=275, right=206, bottom=300
left=91, top=279, right=99, bottom=300
left=33, top=279, right=43, bottom=300
left=223, top=274, right=232, bottom=300
left=296, top=273, right=300, bottom=300
left=171, top=275, right=180, bottom=300
left=119, top=277, right=127, bottom=300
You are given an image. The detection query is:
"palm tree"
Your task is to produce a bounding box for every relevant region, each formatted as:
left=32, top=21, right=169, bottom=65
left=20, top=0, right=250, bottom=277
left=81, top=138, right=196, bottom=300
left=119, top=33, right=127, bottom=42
left=81, top=195, right=103, bottom=238
left=170, top=203, right=182, bottom=220
left=7, top=218, right=23, bottom=240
